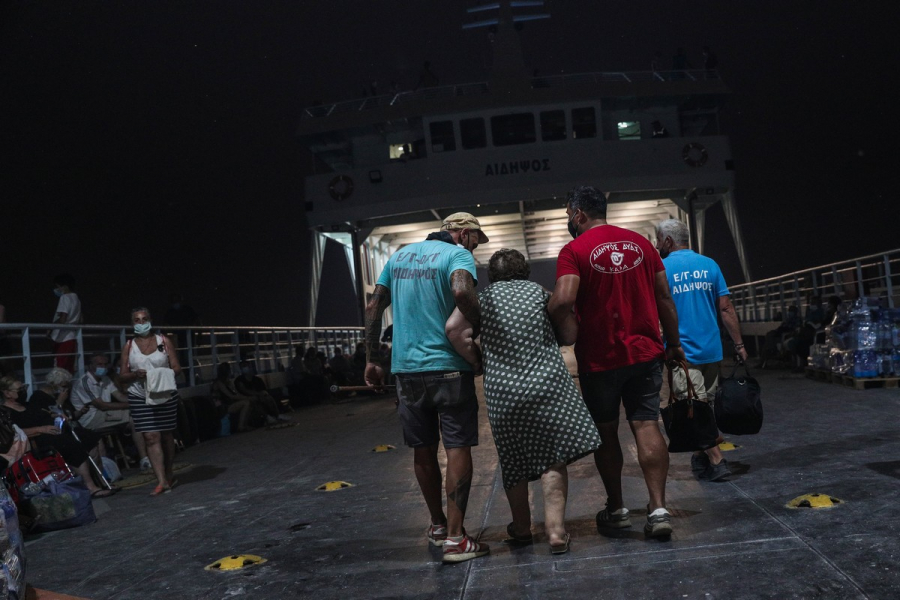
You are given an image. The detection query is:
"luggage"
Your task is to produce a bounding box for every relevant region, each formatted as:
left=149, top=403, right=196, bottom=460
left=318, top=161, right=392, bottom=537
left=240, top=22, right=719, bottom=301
left=661, top=361, right=719, bottom=452
left=22, top=476, right=97, bottom=532
left=6, top=450, right=72, bottom=492
left=715, top=361, right=763, bottom=435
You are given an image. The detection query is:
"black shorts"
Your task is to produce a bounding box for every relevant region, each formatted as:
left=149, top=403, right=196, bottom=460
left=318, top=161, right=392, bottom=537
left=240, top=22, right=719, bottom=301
left=579, top=359, right=663, bottom=423
left=395, top=370, right=478, bottom=449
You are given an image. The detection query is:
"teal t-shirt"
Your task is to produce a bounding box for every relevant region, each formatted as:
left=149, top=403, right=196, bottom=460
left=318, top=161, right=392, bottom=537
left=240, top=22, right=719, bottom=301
left=662, top=249, right=730, bottom=364
left=376, top=240, right=478, bottom=373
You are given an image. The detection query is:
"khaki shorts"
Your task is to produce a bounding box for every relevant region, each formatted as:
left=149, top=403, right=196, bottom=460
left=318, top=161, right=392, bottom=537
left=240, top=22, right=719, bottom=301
left=669, top=362, right=720, bottom=401
left=82, top=408, right=132, bottom=431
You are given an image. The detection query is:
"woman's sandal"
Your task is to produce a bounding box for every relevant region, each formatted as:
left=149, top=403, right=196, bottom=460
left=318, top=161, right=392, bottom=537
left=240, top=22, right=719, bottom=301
left=503, top=522, right=534, bottom=546
left=549, top=533, right=571, bottom=555
left=91, top=489, right=116, bottom=498
left=150, top=483, right=167, bottom=496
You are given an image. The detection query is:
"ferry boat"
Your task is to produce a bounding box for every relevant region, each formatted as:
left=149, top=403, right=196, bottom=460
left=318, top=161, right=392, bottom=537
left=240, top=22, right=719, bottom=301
left=297, top=2, right=751, bottom=326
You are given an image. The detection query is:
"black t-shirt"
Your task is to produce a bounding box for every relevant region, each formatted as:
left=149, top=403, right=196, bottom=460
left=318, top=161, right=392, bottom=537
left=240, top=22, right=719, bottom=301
left=8, top=390, right=56, bottom=429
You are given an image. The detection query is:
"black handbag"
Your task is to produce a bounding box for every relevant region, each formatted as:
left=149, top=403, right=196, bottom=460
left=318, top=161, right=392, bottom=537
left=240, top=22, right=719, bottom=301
left=714, top=361, right=763, bottom=435
left=661, top=361, right=719, bottom=452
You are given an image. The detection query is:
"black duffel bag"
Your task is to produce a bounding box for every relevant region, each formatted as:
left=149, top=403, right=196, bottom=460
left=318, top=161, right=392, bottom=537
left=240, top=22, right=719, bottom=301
left=661, top=360, right=720, bottom=452
left=714, top=361, right=763, bottom=435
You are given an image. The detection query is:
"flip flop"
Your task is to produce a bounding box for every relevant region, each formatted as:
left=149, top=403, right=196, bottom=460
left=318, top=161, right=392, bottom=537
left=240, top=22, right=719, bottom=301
left=549, top=533, right=571, bottom=555
left=91, top=489, right=115, bottom=498
left=503, top=522, right=534, bottom=546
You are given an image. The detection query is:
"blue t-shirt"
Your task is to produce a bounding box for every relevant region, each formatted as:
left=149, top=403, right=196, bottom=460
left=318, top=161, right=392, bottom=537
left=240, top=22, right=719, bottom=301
left=662, top=249, right=730, bottom=364
left=376, top=240, right=478, bottom=373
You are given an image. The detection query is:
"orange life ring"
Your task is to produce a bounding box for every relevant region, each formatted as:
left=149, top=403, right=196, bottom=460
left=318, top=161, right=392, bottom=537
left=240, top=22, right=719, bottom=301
left=682, top=143, right=708, bottom=167
left=328, top=175, right=354, bottom=201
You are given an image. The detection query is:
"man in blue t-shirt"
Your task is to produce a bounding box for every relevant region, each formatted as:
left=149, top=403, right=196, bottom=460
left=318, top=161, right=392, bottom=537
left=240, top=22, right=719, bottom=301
left=656, top=219, right=748, bottom=482
left=364, top=212, right=490, bottom=564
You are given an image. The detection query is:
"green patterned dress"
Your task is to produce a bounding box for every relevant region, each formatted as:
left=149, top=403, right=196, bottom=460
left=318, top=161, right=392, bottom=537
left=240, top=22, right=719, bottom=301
left=478, top=280, right=602, bottom=489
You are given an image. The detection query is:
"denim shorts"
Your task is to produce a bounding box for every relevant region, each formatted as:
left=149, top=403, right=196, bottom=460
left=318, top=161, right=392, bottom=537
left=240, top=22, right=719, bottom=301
left=395, top=370, right=478, bottom=448
left=579, top=359, right=663, bottom=423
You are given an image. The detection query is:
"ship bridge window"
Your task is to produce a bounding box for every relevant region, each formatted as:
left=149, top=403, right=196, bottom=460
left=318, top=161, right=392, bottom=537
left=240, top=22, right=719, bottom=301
left=491, top=113, right=536, bottom=146
left=617, top=121, right=641, bottom=140
left=540, top=110, right=567, bottom=141
left=460, top=118, right=486, bottom=149
left=572, top=107, right=597, bottom=139
left=429, top=121, right=456, bottom=152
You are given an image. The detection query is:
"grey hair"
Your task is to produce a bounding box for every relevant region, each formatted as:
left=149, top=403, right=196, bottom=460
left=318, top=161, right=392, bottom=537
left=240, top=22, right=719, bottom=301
left=656, top=219, right=690, bottom=248
left=45, top=367, right=73, bottom=388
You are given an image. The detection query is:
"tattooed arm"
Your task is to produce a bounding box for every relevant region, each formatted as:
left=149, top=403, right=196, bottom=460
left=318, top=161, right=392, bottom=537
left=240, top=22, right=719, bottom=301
left=364, top=285, right=391, bottom=387
left=450, top=269, right=481, bottom=338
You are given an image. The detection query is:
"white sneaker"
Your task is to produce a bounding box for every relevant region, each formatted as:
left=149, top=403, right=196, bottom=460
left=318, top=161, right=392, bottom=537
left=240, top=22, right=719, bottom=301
left=140, top=457, right=151, bottom=472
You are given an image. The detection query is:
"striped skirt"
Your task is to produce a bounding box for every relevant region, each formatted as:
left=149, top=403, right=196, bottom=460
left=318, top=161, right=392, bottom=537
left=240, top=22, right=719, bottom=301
left=128, top=392, right=179, bottom=433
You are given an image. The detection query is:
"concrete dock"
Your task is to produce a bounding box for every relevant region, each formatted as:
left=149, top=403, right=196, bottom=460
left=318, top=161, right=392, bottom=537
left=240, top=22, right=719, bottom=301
left=23, top=367, right=900, bottom=599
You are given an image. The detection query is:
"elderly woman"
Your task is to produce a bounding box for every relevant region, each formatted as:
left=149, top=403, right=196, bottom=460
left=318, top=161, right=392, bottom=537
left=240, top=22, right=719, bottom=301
left=0, top=372, right=113, bottom=498
left=119, top=307, right=181, bottom=496
left=446, top=249, right=602, bottom=554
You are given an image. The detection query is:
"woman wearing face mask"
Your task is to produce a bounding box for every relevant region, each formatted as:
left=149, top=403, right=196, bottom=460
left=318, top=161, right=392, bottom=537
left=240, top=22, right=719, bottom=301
left=119, top=307, right=182, bottom=496
left=0, top=372, right=114, bottom=497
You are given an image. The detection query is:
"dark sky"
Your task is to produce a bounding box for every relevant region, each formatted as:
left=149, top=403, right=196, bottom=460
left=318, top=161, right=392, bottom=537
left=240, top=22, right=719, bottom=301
left=2, top=1, right=896, bottom=327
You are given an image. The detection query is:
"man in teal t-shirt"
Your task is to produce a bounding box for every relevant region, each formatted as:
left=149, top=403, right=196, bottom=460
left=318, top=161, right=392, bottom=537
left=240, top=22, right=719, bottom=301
left=656, top=219, right=748, bottom=482
left=364, top=212, right=490, bottom=564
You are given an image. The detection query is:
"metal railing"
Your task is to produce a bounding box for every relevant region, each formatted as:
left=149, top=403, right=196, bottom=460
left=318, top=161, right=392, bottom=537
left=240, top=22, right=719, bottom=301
left=0, top=324, right=365, bottom=392
left=299, top=70, right=721, bottom=120
left=730, top=249, right=899, bottom=323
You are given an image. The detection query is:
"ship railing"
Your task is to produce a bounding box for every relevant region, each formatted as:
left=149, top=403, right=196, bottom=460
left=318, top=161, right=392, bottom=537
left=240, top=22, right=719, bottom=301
left=729, top=249, right=900, bottom=324
left=299, top=70, right=721, bottom=119
left=0, top=324, right=364, bottom=393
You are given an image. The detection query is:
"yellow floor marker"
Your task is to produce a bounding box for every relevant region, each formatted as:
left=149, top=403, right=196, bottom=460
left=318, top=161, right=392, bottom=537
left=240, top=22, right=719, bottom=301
left=205, top=554, right=267, bottom=571
left=786, top=493, right=844, bottom=509
left=372, top=444, right=396, bottom=452
left=316, top=480, right=354, bottom=492
left=718, top=442, right=740, bottom=451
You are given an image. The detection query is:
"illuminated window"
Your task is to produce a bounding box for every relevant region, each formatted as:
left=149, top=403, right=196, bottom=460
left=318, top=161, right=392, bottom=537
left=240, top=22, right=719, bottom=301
left=617, top=121, right=641, bottom=140
left=389, top=143, right=411, bottom=159
left=460, top=118, right=486, bottom=149
left=429, top=121, right=456, bottom=152
left=540, top=110, right=566, bottom=141
left=572, top=107, right=596, bottom=139
left=491, top=113, right=536, bottom=146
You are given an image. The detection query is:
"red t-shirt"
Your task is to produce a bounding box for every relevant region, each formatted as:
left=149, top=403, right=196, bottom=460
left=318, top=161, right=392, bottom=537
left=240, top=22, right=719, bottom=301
left=556, top=224, right=665, bottom=373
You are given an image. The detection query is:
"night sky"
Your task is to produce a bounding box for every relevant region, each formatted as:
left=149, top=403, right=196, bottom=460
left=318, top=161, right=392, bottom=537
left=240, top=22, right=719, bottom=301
left=2, top=1, right=896, bottom=327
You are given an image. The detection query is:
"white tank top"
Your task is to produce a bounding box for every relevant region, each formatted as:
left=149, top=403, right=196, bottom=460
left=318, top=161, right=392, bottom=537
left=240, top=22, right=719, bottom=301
left=127, top=334, right=170, bottom=395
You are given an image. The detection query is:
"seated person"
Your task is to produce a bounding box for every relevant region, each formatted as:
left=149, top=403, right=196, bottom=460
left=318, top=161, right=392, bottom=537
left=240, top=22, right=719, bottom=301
left=327, top=347, right=352, bottom=386
left=289, top=346, right=307, bottom=384
left=1, top=370, right=114, bottom=498
left=72, top=353, right=150, bottom=470
left=211, top=363, right=253, bottom=432
left=234, top=361, right=288, bottom=423
left=761, top=305, right=801, bottom=366
left=793, top=296, right=825, bottom=370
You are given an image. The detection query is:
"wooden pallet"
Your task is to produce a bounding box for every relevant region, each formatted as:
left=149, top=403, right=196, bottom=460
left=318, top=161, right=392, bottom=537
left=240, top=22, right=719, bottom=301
left=832, top=374, right=899, bottom=391
left=805, top=368, right=832, bottom=383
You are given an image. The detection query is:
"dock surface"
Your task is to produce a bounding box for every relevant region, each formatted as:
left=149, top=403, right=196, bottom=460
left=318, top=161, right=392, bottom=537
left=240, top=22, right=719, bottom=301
left=24, top=368, right=900, bottom=599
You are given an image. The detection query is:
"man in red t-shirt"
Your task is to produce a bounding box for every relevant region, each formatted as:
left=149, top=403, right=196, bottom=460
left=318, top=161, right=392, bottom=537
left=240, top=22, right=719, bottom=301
left=549, top=186, right=685, bottom=539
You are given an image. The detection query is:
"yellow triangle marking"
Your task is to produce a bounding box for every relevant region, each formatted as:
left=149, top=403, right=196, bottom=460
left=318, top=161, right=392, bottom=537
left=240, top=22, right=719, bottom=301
left=205, top=554, right=267, bottom=571
left=786, top=493, right=844, bottom=509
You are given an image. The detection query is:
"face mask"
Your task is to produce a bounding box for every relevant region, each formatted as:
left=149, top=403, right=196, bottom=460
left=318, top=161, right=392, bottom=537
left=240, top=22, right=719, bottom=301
left=95, top=367, right=108, bottom=377
left=658, top=242, right=670, bottom=259
left=567, top=214, right=579, bottom=239
left=53, top=288, right=63, bottom=298
left=134, top=322, right=152, bottom=335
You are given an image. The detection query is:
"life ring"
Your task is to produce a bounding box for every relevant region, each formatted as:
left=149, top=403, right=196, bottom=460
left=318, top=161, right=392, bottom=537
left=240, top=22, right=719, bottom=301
left=328, top=175, right=354, bottom=201
left=682, top=143, right=708, bottom=168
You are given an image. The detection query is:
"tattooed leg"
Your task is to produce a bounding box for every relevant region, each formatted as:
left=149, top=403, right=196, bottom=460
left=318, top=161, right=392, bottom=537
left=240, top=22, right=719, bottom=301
left=445, top=446, right=474, bottom=537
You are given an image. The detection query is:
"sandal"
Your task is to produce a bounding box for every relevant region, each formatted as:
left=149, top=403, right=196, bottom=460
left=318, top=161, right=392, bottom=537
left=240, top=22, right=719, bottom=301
left=503, top=522, right=534, bottom=546
left=166, top=478, right=179, bottom=490
left=91, top=489, right=115, bottom=498
left=549, top=533, right=571, bottom=555
left=150, top=484, right=167, bottom=496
